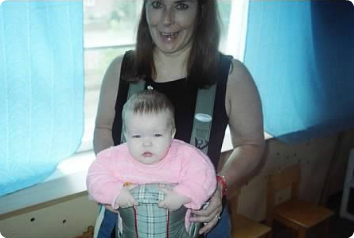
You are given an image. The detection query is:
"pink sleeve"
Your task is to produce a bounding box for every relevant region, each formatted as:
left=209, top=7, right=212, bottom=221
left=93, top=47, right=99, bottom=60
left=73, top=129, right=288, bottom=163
left=86, top=148, right=124, bottom=209
left=173, top=146, right=217, bottom=210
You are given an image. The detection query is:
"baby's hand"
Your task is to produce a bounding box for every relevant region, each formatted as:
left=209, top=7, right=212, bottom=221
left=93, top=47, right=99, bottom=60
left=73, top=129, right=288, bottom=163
left=158, top=187, right=191, bottom=211
left=115, top=186, right=138, bottom=208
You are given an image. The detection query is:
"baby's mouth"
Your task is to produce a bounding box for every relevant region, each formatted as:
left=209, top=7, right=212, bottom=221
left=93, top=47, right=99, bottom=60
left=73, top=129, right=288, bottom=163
left=142, top=152, right=153, bottom=157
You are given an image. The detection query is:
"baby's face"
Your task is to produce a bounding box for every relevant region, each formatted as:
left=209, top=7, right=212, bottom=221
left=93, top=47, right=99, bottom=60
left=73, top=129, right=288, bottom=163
left=124, top=111, right=175, bottom=165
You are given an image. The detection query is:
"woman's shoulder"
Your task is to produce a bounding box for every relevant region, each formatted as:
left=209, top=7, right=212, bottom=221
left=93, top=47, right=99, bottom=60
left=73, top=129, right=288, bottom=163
left=100, top=54, right=124, bottom=89
left=224, top=58, right=259, bottom=115
left=106, top=54, right=125, bottom=76
left=225, top=58, right=257, bottom=96
left=99, top=51, right=134, bottom=100
left=228, top=58, right=253, bottom=83
left=111, top=54, right=125, bottom=66
left=216, top=53, right=251, bottom=86
left=105, top=50, right=135, bottom=76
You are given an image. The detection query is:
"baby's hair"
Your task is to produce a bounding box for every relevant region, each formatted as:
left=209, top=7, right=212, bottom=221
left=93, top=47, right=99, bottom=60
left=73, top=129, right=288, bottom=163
left=122, top=89, right=175, bottom=130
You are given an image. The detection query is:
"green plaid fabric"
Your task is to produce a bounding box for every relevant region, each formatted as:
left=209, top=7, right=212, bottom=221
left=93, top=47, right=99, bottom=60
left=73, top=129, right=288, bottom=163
left=118, top=184, right=199, bottom=238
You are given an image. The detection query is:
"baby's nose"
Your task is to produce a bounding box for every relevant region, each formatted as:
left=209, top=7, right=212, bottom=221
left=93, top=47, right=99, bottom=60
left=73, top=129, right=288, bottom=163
left=143, top=139, right=152, bottom=147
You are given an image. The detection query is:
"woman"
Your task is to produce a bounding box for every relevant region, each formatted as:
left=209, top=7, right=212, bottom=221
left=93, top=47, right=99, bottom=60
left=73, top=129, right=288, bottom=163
left=93, top=0, right=264, bottom=237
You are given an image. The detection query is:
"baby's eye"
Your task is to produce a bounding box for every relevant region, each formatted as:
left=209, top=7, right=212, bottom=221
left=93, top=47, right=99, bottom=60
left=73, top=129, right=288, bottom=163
left=151, top=1, right=163, bottom=9
left=132, top=135, right=141, bottom=139
left=175, top=3, right=189, bottom=10
left=154, top=133, right=163, bottom=137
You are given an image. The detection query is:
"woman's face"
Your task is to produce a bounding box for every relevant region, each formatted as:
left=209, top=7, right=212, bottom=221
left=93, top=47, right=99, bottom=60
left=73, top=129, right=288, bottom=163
left=145, top=0, right=198, bottom=55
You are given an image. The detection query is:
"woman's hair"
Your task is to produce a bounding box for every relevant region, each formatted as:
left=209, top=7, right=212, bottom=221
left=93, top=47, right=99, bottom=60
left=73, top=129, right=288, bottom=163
left=123, top=0, right=221, bottom=89
left=122, top=90, right=176, bottom=130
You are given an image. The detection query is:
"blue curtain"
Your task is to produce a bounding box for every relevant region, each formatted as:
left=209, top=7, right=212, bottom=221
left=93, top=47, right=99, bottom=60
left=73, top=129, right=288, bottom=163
left=0, top=1, right=84, bottom=196
left=244, top=1, right=354, bottom=143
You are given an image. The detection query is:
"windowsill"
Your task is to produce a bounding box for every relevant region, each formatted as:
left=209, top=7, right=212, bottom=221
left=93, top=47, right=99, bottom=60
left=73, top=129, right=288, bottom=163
left=0, top=151, right=96, bottom=217
left=0, top=129, right=272, bottom=217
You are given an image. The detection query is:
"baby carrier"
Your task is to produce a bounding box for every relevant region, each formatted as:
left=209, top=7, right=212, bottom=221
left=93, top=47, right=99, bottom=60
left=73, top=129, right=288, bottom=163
left=118, top=184, right=200, bottom=238
left=115, top=81, right=217, bottom=238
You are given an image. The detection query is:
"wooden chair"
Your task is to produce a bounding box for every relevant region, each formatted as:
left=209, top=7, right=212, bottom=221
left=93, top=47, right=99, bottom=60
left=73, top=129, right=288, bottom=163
left=266, top=164, right=334, bottom=238
left=228, top=189, right=271, bottom=238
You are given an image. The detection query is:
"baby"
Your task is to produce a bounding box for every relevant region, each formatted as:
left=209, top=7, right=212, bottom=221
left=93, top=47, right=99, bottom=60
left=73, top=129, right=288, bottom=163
left=87, top=89, right=216, bottom=231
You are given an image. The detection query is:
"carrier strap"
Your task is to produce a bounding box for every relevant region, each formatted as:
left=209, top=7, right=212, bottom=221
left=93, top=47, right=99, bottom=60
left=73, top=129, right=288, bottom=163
left=121, top=81, right=217, bottom=155
left=190, top=84, right=216, bottom=155
left=131, top=192, right=171, bottom=238
left=133, top=206, right=139, bottom=238
left=167, top=210, right=170, bottom=238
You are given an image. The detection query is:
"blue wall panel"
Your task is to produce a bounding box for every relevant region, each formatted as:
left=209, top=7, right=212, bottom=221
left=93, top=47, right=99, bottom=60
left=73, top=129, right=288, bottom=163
left=244, top=1, right=354, bottom=142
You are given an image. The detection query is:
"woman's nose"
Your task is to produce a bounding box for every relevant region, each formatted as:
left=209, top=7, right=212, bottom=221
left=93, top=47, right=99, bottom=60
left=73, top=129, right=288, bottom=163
left=162, top=7, right=175, bottom=26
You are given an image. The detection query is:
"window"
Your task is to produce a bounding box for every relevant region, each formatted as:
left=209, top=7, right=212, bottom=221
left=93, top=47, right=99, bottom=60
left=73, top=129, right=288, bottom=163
left=81, top=1, right=142, bottom=151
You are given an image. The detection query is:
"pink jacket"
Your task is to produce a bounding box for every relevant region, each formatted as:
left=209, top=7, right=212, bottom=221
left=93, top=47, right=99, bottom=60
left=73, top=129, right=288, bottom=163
left=86, top=139, right=216, bottom=210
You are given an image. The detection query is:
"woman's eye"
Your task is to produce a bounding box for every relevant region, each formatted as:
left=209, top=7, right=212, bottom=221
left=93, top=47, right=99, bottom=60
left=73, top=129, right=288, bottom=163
left=154, top=134, right=163, bottom=137
left=151, top=1, right=162, bottom=9
left=132, top=135, right=141, bottom=139
left=175, top=3, right=189, bottom=10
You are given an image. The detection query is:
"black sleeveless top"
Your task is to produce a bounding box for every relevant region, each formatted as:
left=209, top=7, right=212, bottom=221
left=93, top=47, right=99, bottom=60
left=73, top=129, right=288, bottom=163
left=112, top=51, right=232, bottom=168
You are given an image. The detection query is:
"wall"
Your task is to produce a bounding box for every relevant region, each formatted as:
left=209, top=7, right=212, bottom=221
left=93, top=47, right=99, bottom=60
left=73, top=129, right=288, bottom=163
left=0, top=130, right=353, bottom=237
left=0, top=193, right=97, bottom=238
left=237, top=129, right=354, bottom=221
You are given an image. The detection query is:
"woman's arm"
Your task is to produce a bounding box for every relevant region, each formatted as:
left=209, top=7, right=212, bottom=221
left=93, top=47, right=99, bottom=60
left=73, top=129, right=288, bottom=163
left=221, top=58, right=265, bottom=195
left=191, top=59, right=264, bottom=234
left=93, top=56, right=124, bottom=155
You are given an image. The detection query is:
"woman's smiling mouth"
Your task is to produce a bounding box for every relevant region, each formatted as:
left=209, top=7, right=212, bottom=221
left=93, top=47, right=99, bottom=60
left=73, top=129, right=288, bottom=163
left=160, top=31, right=179, bottom=40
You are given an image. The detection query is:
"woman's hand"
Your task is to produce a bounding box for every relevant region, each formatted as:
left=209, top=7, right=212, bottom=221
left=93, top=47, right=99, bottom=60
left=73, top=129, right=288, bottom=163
left=190, top=185, right=223, bottom=234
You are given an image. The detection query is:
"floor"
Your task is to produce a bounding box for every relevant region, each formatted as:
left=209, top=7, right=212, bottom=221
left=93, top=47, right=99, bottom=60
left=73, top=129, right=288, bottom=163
left=325, top=192, right=353, bottom=238
left=271, top=192, right=354, bottom=238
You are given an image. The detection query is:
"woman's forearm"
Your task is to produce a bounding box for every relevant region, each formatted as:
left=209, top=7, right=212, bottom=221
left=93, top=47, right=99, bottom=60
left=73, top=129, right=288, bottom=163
left=219, top=142, right=265, bottom=198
